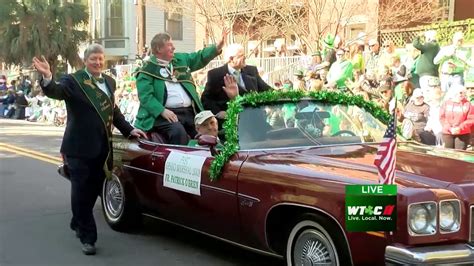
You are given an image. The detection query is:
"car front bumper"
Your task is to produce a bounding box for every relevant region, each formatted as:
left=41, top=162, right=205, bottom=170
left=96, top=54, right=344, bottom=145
left=385, top=243, right=474, bottom=265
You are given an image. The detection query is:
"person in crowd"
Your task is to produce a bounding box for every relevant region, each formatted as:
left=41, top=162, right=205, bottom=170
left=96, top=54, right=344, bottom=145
left=18, top=76, right=32, bottom=96
left=273, top=81, right=283, bottom=90
left=326, top=49, right=353, bottom=90
left=379, top=40, right=397, bottom=71
left=13, top=90, right=28, bottom=119
left=404, top=43, right=421, bottom=89
left=134, top=29, right=228, bottom=145
left=32, top=43, right=147, bottom=255
left=305, top=71, right=323, bottom=91
left=390, top=54, right=407, bottom=85
left=118, top=90, right=129, bottom=114
left=125, top=90, right=140, bottom=124
left=308, top=51, right=323, bottom=72
left=187, top=110, right=221, bottom=147
left=320, top=34, right=342, bottom=71
left=1, top=89, right=16, bottom=117
left=193, top=69, right=208, bottom=96
left=425, top=86, right=444, bottom=146
left=293, top=70, right=306, bottom=90
left=434, top=31, right=469, bottom=93
left=9, top=79, right=18, bottom=91
left=439, top=84, right=474, bottom=150
left=376, top=84, right=394, bottom=111
left=282, top=79, right=293, bottom=90
left=421, top=76, right=441, bottom=105
left=201, top=42, right=271, bottom=130
left=394, top=80, right=414, bottom=108
left=401, top=88, right=435, bottom=144
left=25, top=91, right=42, bottom=122
left=350, top=43, right=365, bottom=73
left=26, top=91, right=50, bottom=122
left=0, top=76, right=7, bottom=92
left=413, top=30, right=440, bottom=95
left=365, top=39, right=381, bottom=82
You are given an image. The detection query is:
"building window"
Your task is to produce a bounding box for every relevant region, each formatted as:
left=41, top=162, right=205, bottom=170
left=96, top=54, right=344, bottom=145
left=93, top=0, right=101, bottom=39
left=165, top=8, right=183, bottom=40
left=106, top=0, right=124, bottom=37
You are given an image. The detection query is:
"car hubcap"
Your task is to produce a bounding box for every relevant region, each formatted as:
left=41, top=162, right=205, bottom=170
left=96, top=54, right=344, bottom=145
left=105, top=177, right=123, bottom=219
left=293, top=229, right=337, bottom=266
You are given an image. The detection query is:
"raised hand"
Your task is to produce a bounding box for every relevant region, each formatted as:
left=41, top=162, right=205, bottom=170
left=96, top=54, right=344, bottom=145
left=32, top=56, right=52, bottom=78
left=223, top=74, right=238, bottom=100
left=217, top=27, right=231, bottom=52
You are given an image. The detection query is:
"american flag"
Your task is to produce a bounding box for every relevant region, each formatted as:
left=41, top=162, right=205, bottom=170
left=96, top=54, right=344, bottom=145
left=374, top=113, right=397, bottom=185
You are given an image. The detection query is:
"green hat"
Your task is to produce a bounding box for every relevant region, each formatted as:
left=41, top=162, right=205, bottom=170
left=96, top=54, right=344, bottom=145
left=294, top=70, right=304, bottom=77
left=323, top=34, right=334, bottom=48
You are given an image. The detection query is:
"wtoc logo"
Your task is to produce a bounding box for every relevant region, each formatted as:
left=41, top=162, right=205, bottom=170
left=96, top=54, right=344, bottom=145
left=345, top=185, right=397, bottom=232
left=347, top=205, right=395, bottom=218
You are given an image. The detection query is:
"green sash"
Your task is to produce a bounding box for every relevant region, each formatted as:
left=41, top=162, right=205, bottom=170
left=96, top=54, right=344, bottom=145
left=71, top=69, right=114, bottom=178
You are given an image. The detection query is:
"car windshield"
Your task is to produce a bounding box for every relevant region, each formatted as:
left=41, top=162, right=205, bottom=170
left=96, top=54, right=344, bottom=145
left=238, top=100, right=388, bottom=149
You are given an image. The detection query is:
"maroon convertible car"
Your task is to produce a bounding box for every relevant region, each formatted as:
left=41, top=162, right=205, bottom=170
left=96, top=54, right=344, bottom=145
left=102, top=91, right=474, bottom=265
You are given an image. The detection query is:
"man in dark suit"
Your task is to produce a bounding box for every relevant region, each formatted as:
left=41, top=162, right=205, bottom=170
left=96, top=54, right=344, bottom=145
left=32, top=44, right=146, bottom=255
left=201, top=43, right=271, bottom=128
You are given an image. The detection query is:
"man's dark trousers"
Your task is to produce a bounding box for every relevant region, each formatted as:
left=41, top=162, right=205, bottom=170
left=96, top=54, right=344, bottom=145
left=154, top=107, right=196, bottom=145
left=67, top=149, right=107, bottom=245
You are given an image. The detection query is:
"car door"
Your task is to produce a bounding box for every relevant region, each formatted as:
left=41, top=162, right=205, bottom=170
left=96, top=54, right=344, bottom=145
left=150, top=144, right=246, bottom=242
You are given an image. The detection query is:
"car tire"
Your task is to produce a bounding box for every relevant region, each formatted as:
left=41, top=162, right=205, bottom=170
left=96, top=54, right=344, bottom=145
left=286, top=214, right=348, bottom=266
left=101, top=173, right=141, bottom=231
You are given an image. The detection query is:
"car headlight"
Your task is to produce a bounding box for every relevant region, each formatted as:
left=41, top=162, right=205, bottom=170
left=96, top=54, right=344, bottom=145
left=408, top=202, right=437, bottom=235
left=439, top=200, right=461, bottom=233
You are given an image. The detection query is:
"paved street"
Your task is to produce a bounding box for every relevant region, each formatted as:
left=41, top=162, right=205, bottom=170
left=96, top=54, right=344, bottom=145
left=0, top=118, right=283, bottom=266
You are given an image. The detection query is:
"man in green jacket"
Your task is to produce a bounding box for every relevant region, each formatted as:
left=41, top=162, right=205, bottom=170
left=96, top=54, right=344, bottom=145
left=134, top=29, right=228, bottom=144
left=413, top=30, right=440, bottom=94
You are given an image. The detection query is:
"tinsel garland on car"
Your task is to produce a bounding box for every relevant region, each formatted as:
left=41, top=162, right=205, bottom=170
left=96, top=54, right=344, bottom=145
left=208, top=90, right=391, bottom=181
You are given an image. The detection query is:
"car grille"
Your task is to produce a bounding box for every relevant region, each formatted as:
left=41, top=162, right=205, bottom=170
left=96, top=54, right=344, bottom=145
left=471, top=206, right=474, bottom=244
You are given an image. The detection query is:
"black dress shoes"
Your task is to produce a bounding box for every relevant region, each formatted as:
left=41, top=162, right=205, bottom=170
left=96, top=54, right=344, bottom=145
left=82, top=243, right=96, bottom=255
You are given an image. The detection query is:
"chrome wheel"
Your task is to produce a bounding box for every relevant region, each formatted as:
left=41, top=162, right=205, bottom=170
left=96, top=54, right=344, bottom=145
left=104, top=175, right=124, bottom=222
left=287, top=220, right=339, bottom=266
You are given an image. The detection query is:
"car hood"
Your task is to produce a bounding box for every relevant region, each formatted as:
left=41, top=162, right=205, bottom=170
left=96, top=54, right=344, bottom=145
left=256, top=142, right=474, bottom=189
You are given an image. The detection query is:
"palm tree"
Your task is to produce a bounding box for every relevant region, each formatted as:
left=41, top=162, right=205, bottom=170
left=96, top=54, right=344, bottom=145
left=0, top=0, right=89, bottom=74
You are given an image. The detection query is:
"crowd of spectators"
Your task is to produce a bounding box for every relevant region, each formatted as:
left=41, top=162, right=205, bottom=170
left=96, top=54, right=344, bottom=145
left=266, top=31, right=474, bottom=150
left=0, top=75, right=67, bottom=126
left=1, top=30, right=472, bottom=150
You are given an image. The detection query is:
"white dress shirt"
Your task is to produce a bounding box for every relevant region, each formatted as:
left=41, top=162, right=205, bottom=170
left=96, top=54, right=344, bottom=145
left=155, top=58, right=192, bottom=108
left=164, top=81, right=192, bottom=108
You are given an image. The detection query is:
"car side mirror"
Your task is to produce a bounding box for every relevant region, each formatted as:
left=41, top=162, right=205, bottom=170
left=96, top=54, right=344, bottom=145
left=198, top=135, right=219, bottom=156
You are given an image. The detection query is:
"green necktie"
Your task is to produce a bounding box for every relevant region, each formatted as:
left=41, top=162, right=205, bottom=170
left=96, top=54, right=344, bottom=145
left=95, top=77, right=105, bottom=84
